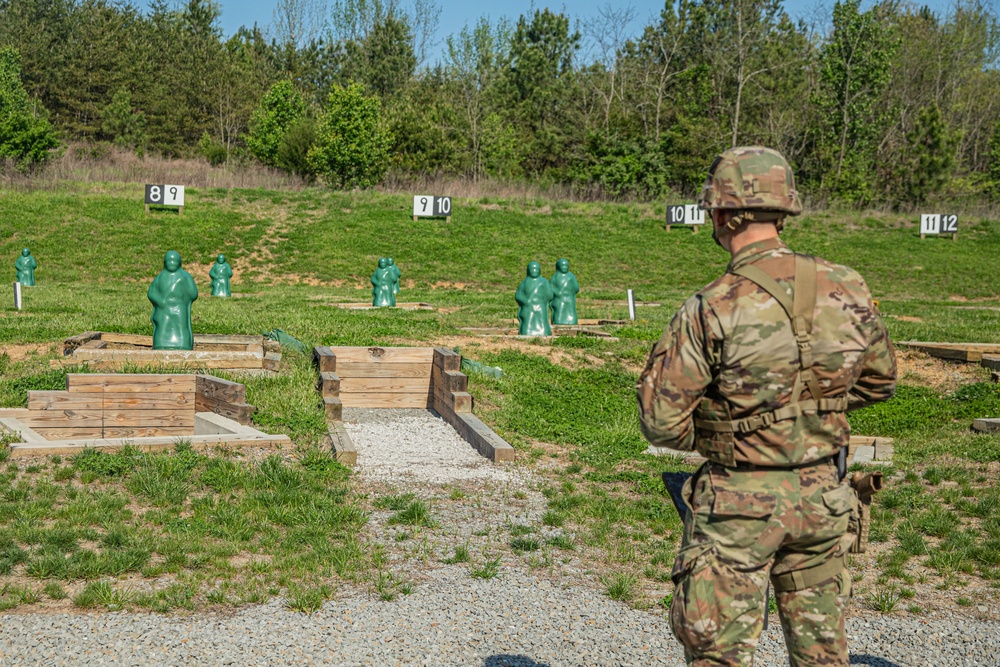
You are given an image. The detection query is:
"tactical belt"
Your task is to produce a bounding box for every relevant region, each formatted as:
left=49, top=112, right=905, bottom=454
left=696, top=254, right=848, bottom=437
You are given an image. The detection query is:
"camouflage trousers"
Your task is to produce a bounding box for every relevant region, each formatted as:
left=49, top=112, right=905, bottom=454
left=669, top=459, right=857, bottom=667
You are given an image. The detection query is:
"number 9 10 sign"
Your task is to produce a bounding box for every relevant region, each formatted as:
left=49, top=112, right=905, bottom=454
left=412, top=195, right=451, bottom=220
left=145, top=184, right=185, bottom=208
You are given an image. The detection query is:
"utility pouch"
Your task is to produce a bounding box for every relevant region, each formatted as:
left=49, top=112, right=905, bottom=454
left=848, top=471, right=883, bottom=554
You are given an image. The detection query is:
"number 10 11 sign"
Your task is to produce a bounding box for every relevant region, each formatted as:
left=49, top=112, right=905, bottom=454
left=412, top=195, right=451, bottom=220
left=145, top=184, right=185, bottom=210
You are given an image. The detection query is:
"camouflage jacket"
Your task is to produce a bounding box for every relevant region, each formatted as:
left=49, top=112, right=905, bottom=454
left=637, top=238, right=896, bottom=467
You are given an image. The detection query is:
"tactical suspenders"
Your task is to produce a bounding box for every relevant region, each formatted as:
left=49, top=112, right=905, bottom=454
left=694, top=254, right=848, bottom=436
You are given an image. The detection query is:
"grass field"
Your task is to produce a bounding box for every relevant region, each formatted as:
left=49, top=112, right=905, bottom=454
left=2, top=183, right=1000, bottom=615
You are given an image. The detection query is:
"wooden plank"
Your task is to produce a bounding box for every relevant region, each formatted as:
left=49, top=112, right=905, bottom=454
left=103, top=410, right=194, bottom=427
left=982, top=356, right=1000, bottom=372
left=103, top=427, right=193, bottom=438
left=194, top=395, right=255, bottom=424
left=0, top=418, right=47, bottom=443
left=20, top=410, right=104, bottom=427
left=0, top=409, right=31, bottom=419
left=193, top=334, right=262, bottom=346
left=435, top=406, right=514, bottom=463
left=9, top=433, right=292, bottom=458
left=263, top=351, right=281, bottom=372
left=339, top=376, right=433, bottom=394
left=323, top=423, right=356, bottom=465
left=323, top=396, right=343, bottom=421
left=70, top=349, right=263, bottom=367
left=67, top=374, right=196, bottom=393
left=902, top=341, right=1000, bottom=363
left=30, top=427, right=105, bottom=439
left=334, top=362, right=430, bottom=378
left=80, top=339, right=107, bottom=350
left=433, top=347, right=462, bottom=371
left=339, top=392, right=432, bottom=409
left=434, top=388, right=473, bottom=414
left=195, top=375, right=246, bottom=403
left=431, top=367, right=468, bottom=394
left=100, top=333, right=154, bottom=347
left=27, top=391, right=103, bottom=411
left=328, top=347, right=435, bottom=364
left=318, top=372, right=341, bottom=397
left=313, top=346, right=337, bottom=373
left=104, top=394, right=194, bottom=410
left=73, top=357, right=266, bottom=370
left=64, top=331, right=102, bottom=348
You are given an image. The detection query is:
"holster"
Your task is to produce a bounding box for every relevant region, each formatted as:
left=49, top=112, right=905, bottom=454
left=848, top=471, right=883, bottom=554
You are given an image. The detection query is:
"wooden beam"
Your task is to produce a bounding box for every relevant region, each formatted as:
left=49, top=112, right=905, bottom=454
left=313, top=346, right=337, bottom=373
left=195, top=374, right=246, bottom=403
left=30, top=427, right=105, bottom=439
left=901, top=341, right=1000, bottom=363
left=328, top=346, right=435, bottom=364
left=434, top=405, right=514, bottom=463
left=103, top=410, right=195, bottom=427
left=435, top=369, right=468, bottom=394
left=334, top=362, right=430, bottom=378
left=434, top=387, right=473, bottom=414
left=100, top=332, right=154, bottom=347
left=104, top=394, right=194, bottom=410
left=67, top=374, right=196, bottom=392
left=323, top=396, right=343, bottom=421
left=27, top=391, right=103, bottom=411
left=339, top=376, right=432, bottom=394
left=323, top=423, right=357, bottom=465
left=19, top=410, right=104, bottom=427
left=433, top=347, right=461, bottom=371
left=194, top=395, right=255, bottom=424
left=317, top=372, right=341, bottom=397
left=0, top=417, right=47, bottom=442
left=339, top=392, right=432, bottom=409
left=103, top=427, right=193, bottom=438
left=9, top=432, right=292, bottom=458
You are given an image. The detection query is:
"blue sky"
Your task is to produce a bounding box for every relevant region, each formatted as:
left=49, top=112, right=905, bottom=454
left=152, top=0, right=959, bottom=63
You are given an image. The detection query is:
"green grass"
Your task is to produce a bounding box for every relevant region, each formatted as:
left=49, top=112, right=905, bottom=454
left=3, top=187, right=1000, bottom=609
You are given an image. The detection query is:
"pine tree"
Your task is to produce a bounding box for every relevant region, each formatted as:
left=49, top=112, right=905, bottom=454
left=902, top=103, right=957, bottom=206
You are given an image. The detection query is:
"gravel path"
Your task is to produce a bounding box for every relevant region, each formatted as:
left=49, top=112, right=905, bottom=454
left=1, top=566, right=997, bottom=666
left=2, top=409, right=998, bottom=666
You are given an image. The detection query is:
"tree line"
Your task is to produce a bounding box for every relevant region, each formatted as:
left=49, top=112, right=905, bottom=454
left=1, top=0, right=999, bottom=207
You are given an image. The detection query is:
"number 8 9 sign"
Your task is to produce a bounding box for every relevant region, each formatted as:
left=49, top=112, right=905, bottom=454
left=412, top=195, right=451, bottom=219
left=145, top=184, right=185, bottom=207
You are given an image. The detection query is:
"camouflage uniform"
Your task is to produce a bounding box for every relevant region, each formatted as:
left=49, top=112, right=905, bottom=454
left=637, top=147, right=896, bottom=667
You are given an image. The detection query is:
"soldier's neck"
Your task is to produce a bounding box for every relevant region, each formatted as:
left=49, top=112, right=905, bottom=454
left=727, top=223, right=780, bottom=258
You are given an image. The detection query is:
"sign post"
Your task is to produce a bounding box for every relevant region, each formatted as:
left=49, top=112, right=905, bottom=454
left=13, top=282, right=21, bottom=310
left=412, top=195, right=452, bottom=222
left=627, top=289, right=636, bottom=321
left=145, top=184, right=186, bottom=215
left=666, top=204, right=705, bottom=232
left=919, top=213, right=958, bottom=240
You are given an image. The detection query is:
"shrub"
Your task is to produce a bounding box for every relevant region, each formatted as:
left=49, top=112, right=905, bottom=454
left=0, top=47, right=60, bottom=171
left=246, top=80, right=306, bottom=167
left=308, top=83, right=392, bottom=189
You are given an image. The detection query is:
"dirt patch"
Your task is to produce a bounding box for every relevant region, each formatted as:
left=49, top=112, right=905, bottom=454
left=896, top=349, right=992, bottom=393
left=479, top=204, right=502, bottom=211
left=893, top=315, right=924, bottom=323
left=0, top=343, right=53, bottom=362
left=431, top=335, right=606, bottom=370
left=430, top=282, right=468, bottom=290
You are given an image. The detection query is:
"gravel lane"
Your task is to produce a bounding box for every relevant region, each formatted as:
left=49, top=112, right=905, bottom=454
left=2, top=409, right=997, bottom=666
left=1, top=566, right=997, bottom=666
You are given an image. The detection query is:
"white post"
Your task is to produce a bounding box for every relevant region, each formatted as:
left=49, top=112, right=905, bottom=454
left=627, top=289, right=636, bottom=321
left=13, top=282, right=22, bottom=310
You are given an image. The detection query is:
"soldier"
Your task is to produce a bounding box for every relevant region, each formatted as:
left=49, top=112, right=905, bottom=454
left=637, top=147, right=896, bottom=667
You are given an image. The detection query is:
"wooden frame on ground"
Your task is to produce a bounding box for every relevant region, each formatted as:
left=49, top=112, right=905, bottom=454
left=313, top=345, right=514, bottom=464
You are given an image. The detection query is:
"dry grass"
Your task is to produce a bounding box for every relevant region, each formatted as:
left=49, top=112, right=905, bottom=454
left=2, top=144, right=306, bottom=192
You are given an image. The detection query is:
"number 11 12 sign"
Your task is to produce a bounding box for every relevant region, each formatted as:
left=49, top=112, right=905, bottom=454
left=412, top=195, right=451, bottom=220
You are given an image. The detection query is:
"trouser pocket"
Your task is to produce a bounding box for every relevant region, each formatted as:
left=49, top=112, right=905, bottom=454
left=670, top=542, right=764, bottom=655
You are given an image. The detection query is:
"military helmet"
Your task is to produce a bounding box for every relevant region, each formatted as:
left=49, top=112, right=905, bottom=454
left=698, top=146, right=802, bottom=217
